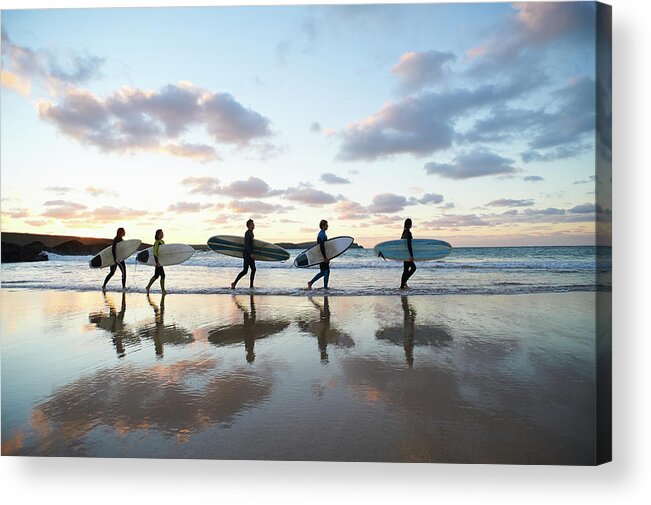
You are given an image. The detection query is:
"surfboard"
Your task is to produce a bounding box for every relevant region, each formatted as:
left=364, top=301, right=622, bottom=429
left=136, top=243, right=195, bottom=266
left=89, top=239, right=141, bottom=268
left=294, top=236, right=354, bottom=268
left=207, top=235, right=290, bottom=262
left=373, top=239, right=452, bottom=262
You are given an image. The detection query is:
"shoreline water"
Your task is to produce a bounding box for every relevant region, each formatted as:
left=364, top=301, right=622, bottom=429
left=1, top=288, right=602, bottom=463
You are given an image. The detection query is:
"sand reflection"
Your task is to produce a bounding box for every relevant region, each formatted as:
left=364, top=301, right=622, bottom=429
left=208, top=295, right=290, bottom=363
left=297, top=296, right=354, bottom=363
left=375, top=296, right=453, bottom=367
left=25, top=357, right=272, bottom=456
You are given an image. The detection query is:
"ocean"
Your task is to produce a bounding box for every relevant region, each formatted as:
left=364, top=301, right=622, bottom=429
left=1, top=246, right=611, bottom=296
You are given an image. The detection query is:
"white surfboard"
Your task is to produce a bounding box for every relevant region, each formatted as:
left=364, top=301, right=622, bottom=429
left=293, top=236, right=354, bottom=268
left=89, top=239, right=141, bottom=268
left=136, top=243, right=195, bottom=266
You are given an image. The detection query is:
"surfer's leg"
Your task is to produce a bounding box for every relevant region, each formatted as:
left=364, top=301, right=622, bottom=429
left=249, top=260, right=256, bottom=288
left=323, top=268, right=330, bottom=289
left=309, top=270, right=325, bottom=288
left=159, top=266, right=166, bottom=292
left=146, top=267, right=160, bottom=293
left=118, top=261, right=127, bottom=289
left=103, top=264, right=117, bottom=289
left=232, top=257, right=250, bottom=288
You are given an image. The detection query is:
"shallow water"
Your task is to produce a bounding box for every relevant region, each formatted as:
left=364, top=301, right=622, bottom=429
left=1, top=289, right=599, bottom=463
left=0, top=246, right=611, bottom=296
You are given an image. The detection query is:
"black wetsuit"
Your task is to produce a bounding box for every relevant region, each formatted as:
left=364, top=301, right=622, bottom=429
left=103, top=235, right=126, bottom=289
left=401, top=230, right=416, bottom=289
left=309, top=229, right=330, bottom=288
left=233, top=229, right=256, bottom=288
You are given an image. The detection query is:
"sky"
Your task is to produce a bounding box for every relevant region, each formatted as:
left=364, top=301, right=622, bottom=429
left=0, top=2, right=611, bottom=247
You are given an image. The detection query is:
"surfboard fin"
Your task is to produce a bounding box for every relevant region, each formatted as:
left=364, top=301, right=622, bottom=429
left=378, top=251, right=387, bottom=262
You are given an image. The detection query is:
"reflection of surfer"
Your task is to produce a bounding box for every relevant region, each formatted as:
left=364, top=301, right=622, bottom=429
left=88, top=292, right=128, bottom=358
left=147, top=292, right=166, bottom=358
left=309, top=296, right=331, bottom=363
left=233, top=295, right=257, bottom=363
left=231, top=219, right=256, bottom=290
left=102, top=227, right=127, bottom=292
left=401, top=296, right=415, bottom=367
left=307, top=220, right=330, bottom=290
left=146, top=229, right=167, bottom=294
left=400, top=218, right=417, bottom=290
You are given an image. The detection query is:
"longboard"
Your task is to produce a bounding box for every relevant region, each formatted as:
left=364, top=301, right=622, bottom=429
left=89, top=239, right=141, bottom=268
left=207, top=235, right=290, bottom=262
left=136, top=243, right=195, bottom=266
left=373, top=239, right=452, bottom=261
left=293, top=236, right=354, bottom=268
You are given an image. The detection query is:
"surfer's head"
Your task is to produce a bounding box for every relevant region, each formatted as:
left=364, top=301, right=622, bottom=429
left=403, top=218, right=412, bottom=230
left=319, top=219, right=328, bottom=230
left=116, top=227, right=125, bottom=238
left=155, top=229, right=164, bottom=240
left=246, top=219, right=255, bottom=230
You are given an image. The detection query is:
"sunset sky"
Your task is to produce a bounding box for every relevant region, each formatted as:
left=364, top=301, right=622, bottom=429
left=0, top=2, right=610, bottom=247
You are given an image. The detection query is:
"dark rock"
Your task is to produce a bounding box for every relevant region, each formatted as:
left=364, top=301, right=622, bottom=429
left=45, top=239, right=106, bottom=256
left=1, top=242, right=49, bottom=263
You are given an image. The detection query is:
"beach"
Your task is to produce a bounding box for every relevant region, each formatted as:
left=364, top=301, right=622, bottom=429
left=1, top=288, right=601, bottom=464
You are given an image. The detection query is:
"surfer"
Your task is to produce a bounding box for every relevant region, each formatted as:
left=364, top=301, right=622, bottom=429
left=307, top=220, right=330, bottom=289
left=231, top=219, right=257, bottom=289
left=146, top=229, right=167, bottom=294
left=400, top=218, right=416, bottom=290
left=102, top=227, right=127, bottom=292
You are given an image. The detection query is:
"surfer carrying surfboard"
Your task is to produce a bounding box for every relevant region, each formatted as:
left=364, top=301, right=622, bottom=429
left=231, top=219, right=257, bottom=289
left=146, top=229, right=167, bottom=294
left=307, top=220, right=330, bottom=290
left=400, top=218, right=417, bottom=290
left=102, top=227, right=127, bottom=292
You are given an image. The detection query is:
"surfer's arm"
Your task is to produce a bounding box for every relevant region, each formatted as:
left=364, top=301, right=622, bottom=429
left=244, top=231, right=255, bottom=259
left=406, top=233, right=414, bottom=261
left=318, top=235, right=328, bottom=263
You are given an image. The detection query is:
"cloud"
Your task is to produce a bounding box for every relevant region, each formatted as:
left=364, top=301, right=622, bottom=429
left=2, top=208, right=30, bottom=219
left=486, top=199, right=534, bottom=207
left=167, top=202, right=215, bottom=213
left=25, top=219, right=48, bottom=227
left=391, top=50, right=455, bottom=93
left=227, top=200, right=294, bottom=214
left=86, top=186, right=118, bottom=197
left=284, top=184, right=340, bottom=206
left=181, top=176, right=282, bottom=198
left=310, top=122, right=322, bottom=132
left=333, top=200, right=369, bottom=220
left=568, top=203, right=598, bottom=214
left=368, top=193, right=410, bottom=214
left=467, top=2, right=595, bottom=74
left=42, top=200, right=88, bottom=219
left=182, top=177, right=222, bottom=195
left=425, top=150, right=519, bottom=179
left=523, top=175, right=544, bottom=182
left=422, top=214, right=491, bottom=229
left=417, top=193, right=444, bottom=205
left=45, top=186, right=74, bottom=194
left=1, top=30, right=104, bottom=89
left=90, top=206, right=151, bottom=223
left=37, top=82, right=273, bottom=163
left=573, top=175, right=597, bottom=185
left=336, top=77, right=538, bottom=161
left=320, top=173, right=351, bottom=185
left=1, top=69, right=30, bottom=95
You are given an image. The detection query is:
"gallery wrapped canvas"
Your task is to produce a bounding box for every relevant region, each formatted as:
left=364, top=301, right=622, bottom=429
left=1, top=1, right=611, bottom=465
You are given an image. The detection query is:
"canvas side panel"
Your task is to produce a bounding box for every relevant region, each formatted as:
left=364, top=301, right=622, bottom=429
left=596, top=0, right=612, bottom=465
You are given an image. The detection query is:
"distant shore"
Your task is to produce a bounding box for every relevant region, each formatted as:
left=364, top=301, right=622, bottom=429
left=0, top=231, right=363, bottom=263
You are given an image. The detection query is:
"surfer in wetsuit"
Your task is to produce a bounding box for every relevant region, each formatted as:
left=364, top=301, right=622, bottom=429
left=307, top=220, right=330, bottom=290
left=400, top=218, right=416, bottom=290
left=146, top=229, right=167, bottom=294
left=231, top=219, right=256, bottom=289
left=102, top=227, right=127, bottom=292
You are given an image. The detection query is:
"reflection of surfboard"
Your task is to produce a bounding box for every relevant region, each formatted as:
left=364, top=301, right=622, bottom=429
left=207, top=235, right=290, bottom=262
left=136, top=244, right=195, bottom=266
left=376, top=325, right=452, bottom=346
left=208, top=320, right=289, bottom=345
left=373, top=239, right=452, bottom=262
left=89, top=239, right=141, bottom=268
left=294, top=236, right=354, bottom=268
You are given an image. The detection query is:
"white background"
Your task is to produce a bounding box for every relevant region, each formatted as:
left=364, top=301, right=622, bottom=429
left=1, top=0, right=648, bottom=503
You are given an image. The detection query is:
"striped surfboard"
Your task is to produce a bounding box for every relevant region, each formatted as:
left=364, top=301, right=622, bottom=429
left=373, top=239, right=452, bottom=262
left=207, top=235, right=290, bottom=262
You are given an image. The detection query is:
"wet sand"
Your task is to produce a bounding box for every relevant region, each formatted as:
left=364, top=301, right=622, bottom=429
left=0, top=289, right=600, bottom=464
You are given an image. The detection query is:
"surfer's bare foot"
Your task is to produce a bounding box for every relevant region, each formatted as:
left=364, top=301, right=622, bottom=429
left=102, top=286, right=107, bottom=293
left=307, top=281, right=313, bottom=289
left=230, top=282, right=236, bottom=290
